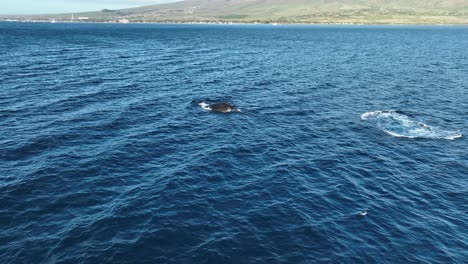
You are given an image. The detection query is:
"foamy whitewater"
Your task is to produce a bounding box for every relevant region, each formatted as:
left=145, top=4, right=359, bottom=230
left=199, top=102, right=212, bottom=111
left=361, top=111, right=463, bottom=140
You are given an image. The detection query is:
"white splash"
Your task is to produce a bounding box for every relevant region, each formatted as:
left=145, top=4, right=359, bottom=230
left=198, top=102, right=212, bottom=111
left=362, top=111, right=462, bottom=140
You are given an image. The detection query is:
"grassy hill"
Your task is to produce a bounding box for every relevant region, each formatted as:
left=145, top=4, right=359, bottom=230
left=3, top=0, right=468, bottom=24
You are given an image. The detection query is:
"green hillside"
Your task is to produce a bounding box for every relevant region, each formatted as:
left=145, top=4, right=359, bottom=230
left=3, top=0, right=468, bottom=24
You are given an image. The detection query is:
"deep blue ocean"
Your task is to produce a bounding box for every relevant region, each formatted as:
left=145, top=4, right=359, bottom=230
left=0, top=22, right=467, bottom=263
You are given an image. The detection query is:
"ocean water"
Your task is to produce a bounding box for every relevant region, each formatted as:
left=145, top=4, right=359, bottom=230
left=0, top=22, right=467, bottom=263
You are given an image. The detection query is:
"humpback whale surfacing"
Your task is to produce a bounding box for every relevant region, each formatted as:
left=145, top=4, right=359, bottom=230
left=210, top=102, right=237, bottom=113
left=198, top=101, right=240, bottom=113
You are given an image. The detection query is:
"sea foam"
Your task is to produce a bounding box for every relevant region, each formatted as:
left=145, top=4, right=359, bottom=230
left=362, top=111, right=462, bottom=140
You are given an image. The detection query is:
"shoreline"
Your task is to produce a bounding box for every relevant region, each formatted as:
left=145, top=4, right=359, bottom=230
left=1, top=20, right=468, bottom=27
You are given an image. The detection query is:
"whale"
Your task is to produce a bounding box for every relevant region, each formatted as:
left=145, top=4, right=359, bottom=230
left=198, top=101, right=239, bottom=113
left=210, top=102, right=237, bottom=113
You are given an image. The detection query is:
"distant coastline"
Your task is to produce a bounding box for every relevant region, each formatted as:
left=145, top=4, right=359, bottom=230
left=1, top=19, right=468, bottom=26
left=1, top=1, right=467, bottom=26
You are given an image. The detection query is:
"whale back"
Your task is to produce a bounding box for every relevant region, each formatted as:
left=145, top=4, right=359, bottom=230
left=210, top=102, right=235, bottom=113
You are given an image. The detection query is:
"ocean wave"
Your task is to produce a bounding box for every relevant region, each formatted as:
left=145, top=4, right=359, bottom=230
left=361, top=111, right=462, bottom=140
left=2, top=23, right=468, bottom=264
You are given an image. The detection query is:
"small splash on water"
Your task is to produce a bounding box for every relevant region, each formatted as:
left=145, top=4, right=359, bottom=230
left=198, top=102, right=211, bottom=111
left=362, top=111, right=462, bottom=140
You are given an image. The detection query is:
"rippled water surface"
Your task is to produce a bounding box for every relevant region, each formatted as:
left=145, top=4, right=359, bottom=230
left=1, top=23, right=467, bottom=263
